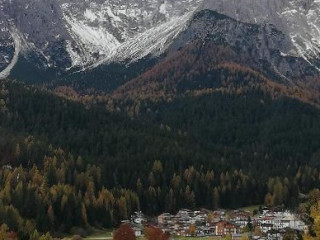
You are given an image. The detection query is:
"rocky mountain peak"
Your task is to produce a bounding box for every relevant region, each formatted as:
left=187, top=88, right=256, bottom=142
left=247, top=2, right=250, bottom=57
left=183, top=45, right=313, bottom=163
left=204, top=0, right=320, bottom=67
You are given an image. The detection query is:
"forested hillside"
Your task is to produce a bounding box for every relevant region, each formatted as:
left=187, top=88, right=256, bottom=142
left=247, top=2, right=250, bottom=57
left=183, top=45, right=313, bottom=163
left=1, top=79, right=320, bottom=238
left=108, top=40, right=320, bottom=109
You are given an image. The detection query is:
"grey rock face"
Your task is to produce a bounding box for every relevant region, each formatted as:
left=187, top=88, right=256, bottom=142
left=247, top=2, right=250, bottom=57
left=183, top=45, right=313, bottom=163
left=171, top=10, right=317, bottom=81
left=0, top=22, right=14, bottom=72
left=0, top=0, right=319, bottom=82
left=59, top=0, right=202, bottom=67
left=0, top=0, right=73, bottom=71
left=204, top=0, right=320, bottom=65
left=0, top=0, right=202, bottom=75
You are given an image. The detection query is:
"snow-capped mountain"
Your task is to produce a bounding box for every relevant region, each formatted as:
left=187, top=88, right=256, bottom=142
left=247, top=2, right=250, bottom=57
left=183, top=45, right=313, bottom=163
left=1, top=0, right=320, bottom=81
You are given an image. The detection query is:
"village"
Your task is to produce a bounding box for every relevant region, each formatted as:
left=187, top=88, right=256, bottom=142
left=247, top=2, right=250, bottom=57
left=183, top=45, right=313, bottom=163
left=126, top=207, right=308, bottom=240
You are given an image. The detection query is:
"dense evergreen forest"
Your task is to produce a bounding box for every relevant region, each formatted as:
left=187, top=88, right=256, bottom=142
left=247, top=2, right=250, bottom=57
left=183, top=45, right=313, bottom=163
left=0, top=78, right=320, bottom=239
left=10, top=56, right=157, bottom=93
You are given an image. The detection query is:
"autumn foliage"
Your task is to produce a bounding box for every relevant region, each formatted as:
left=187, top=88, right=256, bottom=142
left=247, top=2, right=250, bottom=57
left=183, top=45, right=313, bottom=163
left=145, top=226, right=169, bottom=240
left=113, top=224, right=136, bottom=240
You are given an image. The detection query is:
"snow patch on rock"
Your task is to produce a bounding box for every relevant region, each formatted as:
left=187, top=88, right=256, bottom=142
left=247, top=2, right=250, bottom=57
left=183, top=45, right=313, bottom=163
left=61, top=0, right=203, bottom=69
left=89, top=11, right=194, bottom=69
left=0, top=30, right=20, bottom=79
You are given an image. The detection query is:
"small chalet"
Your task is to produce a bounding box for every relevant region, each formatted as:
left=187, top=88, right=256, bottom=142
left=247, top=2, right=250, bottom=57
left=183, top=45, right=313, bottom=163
left=131, top=211, right=147, bottom=224
left=158, top=213, right=174, bottom=225
left=215, top=220, right=239, bottom=236
left=229, top=210, right=251, bottom=228
left=209, top=210, right=226, bottom=223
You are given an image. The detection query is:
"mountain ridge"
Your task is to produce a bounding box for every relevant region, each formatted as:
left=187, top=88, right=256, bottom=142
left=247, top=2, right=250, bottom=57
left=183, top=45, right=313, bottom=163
left=1, top=0, right=320, bottom=83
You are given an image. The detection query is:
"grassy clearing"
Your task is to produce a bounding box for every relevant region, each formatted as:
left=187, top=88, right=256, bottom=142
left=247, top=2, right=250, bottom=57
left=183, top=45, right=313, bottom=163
left=172, top=237, right=222, bottom=240
left=84, top=230, right=113, bottom=239
left=239, top=204, right=262, bottom=214
left=60, top=230, right=113, bottom=240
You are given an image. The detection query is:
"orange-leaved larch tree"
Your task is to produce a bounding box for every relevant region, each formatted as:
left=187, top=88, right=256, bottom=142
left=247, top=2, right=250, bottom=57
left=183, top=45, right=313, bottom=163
left=189, top=225, right=196, bottom=236
left=113, top=224, right=136, bottom=240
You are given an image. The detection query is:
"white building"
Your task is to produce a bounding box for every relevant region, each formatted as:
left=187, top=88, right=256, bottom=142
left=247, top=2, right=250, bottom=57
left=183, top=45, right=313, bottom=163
left=256, top=210, right=307, bottom=234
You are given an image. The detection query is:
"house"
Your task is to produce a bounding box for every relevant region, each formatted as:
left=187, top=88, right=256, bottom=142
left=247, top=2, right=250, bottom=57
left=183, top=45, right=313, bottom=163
left=2, top=164, right=12, bottom=170
left=267, top=230, right=284, bottom=240
left=229, top=210, right=251, bottom=228
left=209, top=210, right=226, bottom=223
left=158, top=213, right=174, bottom=225
left=259, top=216, right=275, bottom=225
left=194, top=211, right=208, bottom=224
left=252, top=236, right=267, bottom=240
left=293, top=220, right=308, bottom=233
left=260, top=223, right=273, bottom=233
left=132, top=226, right=143, bottom=237
left=256, top=210, right=308, bottom=234
left=175, top=209, right=194, bottom=225
left=215, top=220, right=239, bottom=236
left=196, top=226, right=215, bottom=236
left=121, top=220, right=144, bottom=237
left=131, top=211, right=147, bottom=224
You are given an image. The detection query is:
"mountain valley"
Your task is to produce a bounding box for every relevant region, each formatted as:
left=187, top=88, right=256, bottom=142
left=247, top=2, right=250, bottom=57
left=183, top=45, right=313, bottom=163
left=0, top=1, right=320, bottom=239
